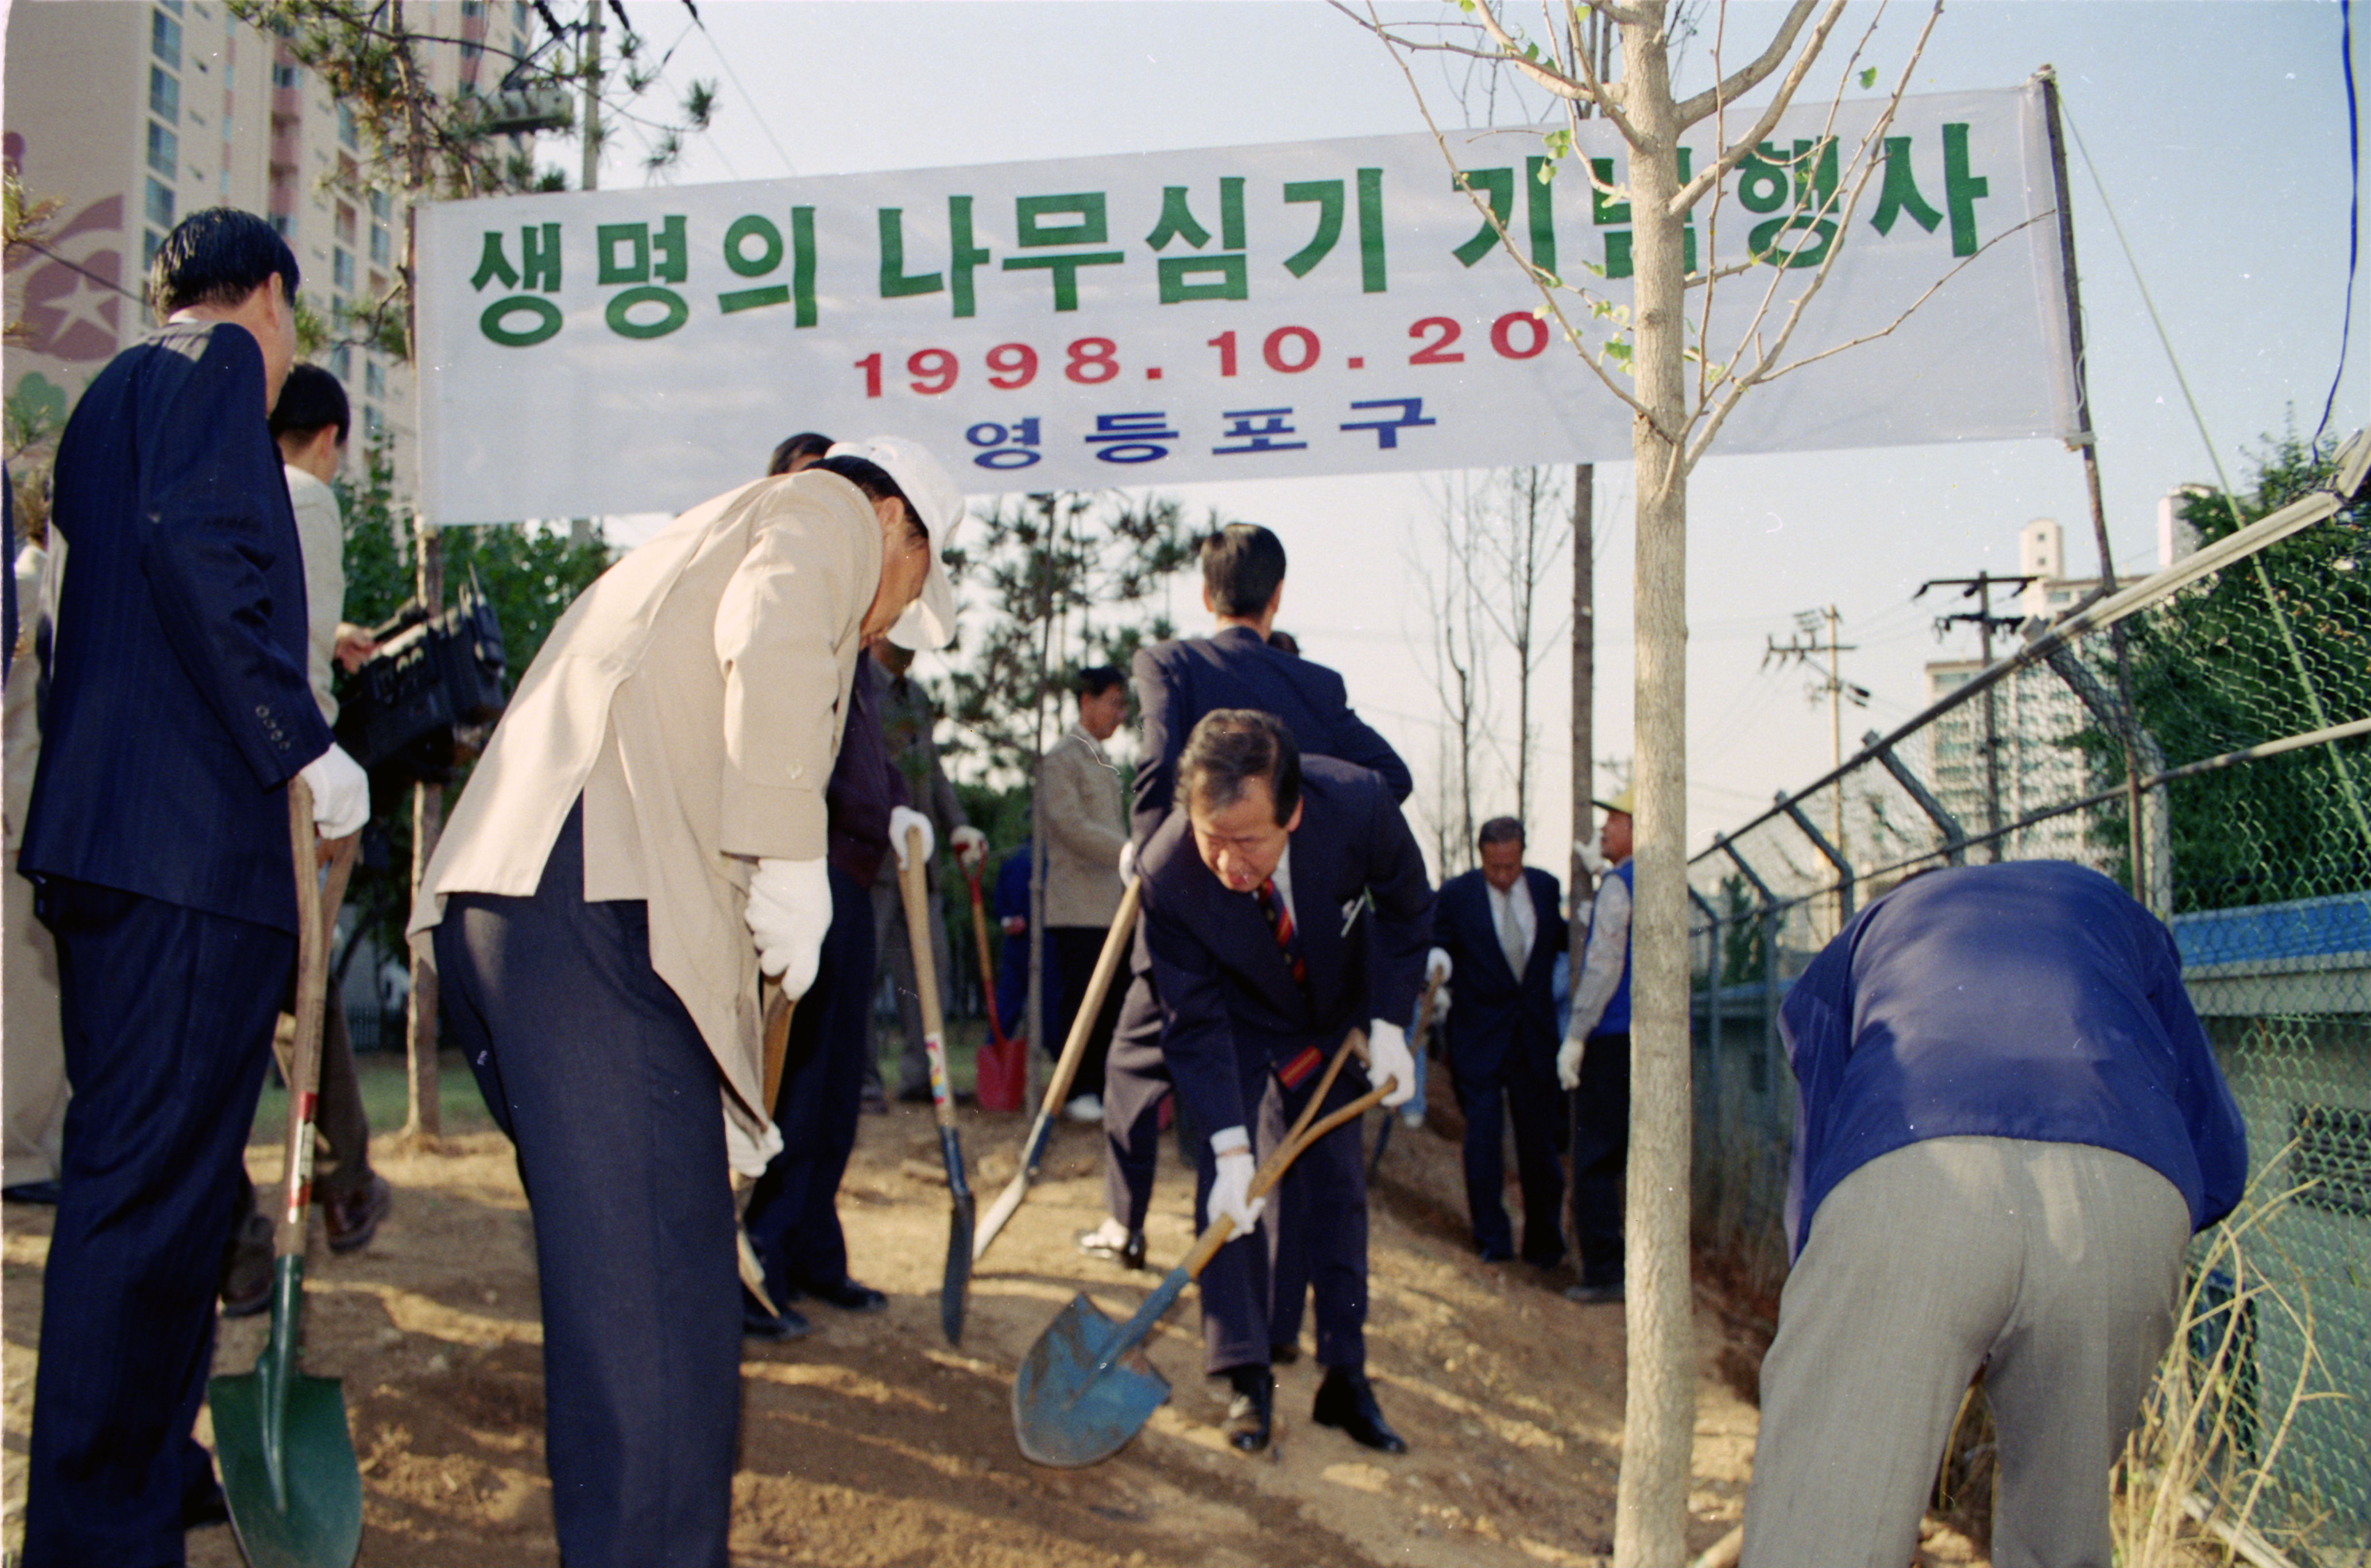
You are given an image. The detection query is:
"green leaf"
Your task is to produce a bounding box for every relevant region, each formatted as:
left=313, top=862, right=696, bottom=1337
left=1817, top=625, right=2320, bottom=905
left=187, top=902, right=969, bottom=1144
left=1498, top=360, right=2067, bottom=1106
left=1858, top=67, right=1878, bottom=88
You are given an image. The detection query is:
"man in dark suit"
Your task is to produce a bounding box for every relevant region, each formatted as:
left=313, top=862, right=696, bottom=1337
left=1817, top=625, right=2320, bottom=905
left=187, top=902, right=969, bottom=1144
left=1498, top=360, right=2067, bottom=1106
left=1138, top=711, right=1431, bottom=1455
left=1084, top=524, right=1411, bottom=1273
left=18, top=208, right=370, bottom=1566
left=740, top=432, right=896, bottom=1342
left=1432, top=816, right=1568, bottom=1266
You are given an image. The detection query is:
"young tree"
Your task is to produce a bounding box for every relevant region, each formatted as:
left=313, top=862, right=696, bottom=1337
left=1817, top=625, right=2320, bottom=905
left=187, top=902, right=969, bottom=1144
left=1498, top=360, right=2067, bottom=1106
left=1356, top=5, right=1958, bottom=1562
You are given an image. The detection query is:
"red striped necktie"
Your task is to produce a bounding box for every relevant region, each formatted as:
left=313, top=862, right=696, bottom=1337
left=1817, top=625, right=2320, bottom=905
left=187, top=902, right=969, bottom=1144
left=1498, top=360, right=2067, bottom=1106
left=1256, top=877, right=1307, bottom=988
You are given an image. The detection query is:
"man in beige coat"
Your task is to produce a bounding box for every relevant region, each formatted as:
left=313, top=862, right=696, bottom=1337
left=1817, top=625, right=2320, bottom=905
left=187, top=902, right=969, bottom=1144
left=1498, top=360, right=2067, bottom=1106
left=1037, top=664, right=1130, bottom=1122
left=409, top=442, right=957, bottom=1568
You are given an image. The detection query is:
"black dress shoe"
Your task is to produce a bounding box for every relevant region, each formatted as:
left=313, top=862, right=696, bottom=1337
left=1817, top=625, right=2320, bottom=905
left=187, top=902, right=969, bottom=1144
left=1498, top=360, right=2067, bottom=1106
left=1121, top=1230, right=1147, bottom=1271
left=1270, top=1339, right=1301, bottom=1365
left=181, top=1475, right=231, bottom=1529
left=1223, top=1366, right=1274, bottom=1453
left=801, top=1276, right=888, bottom=1313
left=1312, top=1366, right=1407, bottom=1454
left=743, top=1301, right=812, bottom=1341
left=219, top=1213, right=274, bottom=1319
left=324, top=1172, right=393, bottom=1254
left=3, top=1180, right=61, bottom=1205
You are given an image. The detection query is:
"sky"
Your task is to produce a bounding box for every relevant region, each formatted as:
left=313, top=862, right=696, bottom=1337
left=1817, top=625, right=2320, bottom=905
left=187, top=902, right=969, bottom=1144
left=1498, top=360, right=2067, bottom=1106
left=576, top=0, right=2366, bottom=875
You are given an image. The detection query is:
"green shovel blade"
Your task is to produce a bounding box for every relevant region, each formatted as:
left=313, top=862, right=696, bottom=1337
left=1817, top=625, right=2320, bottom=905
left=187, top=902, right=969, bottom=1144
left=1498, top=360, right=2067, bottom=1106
left=207, top=1257, right=362, bottom=1568
left=1012, top=1291, right=1173, bottom=1468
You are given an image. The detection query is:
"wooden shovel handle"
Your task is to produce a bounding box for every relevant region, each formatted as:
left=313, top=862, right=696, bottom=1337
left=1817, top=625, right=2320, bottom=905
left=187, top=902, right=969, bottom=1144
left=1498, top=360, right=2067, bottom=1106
left=1032, top=878, right=1142, bottom=1121
left=1178, top=1029, right=1390, bottom=1282
left=896, top=824, right=958, bottom=1131
left=758, top=980, right=795, bottom=1120
left=276, top=781, right=357, bottom=1260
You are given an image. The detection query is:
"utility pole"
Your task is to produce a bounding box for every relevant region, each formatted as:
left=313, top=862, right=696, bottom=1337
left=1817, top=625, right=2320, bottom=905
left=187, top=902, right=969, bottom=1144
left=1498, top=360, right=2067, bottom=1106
left=1916, top=572, right=2035, bottom=861
left=579, top=0, right=601, bottom=193
left=1764, top=607, right=1867, bottom=863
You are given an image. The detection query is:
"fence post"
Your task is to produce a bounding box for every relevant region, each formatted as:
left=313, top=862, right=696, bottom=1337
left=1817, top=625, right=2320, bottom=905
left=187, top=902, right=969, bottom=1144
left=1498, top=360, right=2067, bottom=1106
left=1862, top=728, right=1970, bottom=866
left=1711, top=833, right=1781, bottom=1110
left=1688, top=884, right=1723, bottom=1163
left=1776, top=791, right=1855, bottom=927
left=2039, top=643, right=2176, bottom=917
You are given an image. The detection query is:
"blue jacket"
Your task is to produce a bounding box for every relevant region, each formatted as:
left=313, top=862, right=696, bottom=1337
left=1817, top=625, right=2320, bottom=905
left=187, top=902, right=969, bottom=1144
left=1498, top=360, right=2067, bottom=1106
left=1139, top=758, right=1434, bottom=1138
left=1779, top=860, right=2249, bottom=1257
left=1130, top=626, right=1410, bottom=846
left=22, top=324, right=331, bottom=933
left=1433, top=865, right=1567, bottom=1078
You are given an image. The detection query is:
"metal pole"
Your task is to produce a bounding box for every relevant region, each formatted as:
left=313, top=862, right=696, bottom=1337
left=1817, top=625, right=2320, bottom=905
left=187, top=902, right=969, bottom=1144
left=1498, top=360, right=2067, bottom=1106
left=1862, top=729, right=1969, bottom=866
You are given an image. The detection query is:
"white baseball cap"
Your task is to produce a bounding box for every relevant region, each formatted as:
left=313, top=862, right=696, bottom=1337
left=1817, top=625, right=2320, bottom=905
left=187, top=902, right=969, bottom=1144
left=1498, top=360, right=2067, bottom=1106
left=825, top=435, right=964, bottom=651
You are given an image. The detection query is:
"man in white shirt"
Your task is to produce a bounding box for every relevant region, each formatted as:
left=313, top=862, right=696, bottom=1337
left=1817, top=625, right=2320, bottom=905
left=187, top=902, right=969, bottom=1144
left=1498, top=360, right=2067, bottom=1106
left=266, top=364, right=387, bottom=1255
left=1036, top=665, right=1130, bottom=1121
left=1557, top=789, right=1634, bottom=1304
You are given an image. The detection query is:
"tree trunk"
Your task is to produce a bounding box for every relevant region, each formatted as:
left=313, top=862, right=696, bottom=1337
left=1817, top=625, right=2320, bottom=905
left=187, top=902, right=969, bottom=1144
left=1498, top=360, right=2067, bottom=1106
left=1615, top=10, right=1695, bottom=1567
left=404, top=521, right=444, bottom=1144
left=1571, top=461, right=1594, bottom=934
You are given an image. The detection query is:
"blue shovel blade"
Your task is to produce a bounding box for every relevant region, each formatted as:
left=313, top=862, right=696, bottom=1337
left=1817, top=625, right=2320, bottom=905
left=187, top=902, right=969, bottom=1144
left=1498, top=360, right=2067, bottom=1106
left=1012, top=1291, right=1173, bottom=1468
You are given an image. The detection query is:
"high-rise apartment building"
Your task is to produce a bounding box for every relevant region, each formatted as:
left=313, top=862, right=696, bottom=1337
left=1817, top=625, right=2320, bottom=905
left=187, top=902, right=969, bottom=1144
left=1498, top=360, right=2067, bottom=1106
left=5, top=0, right=547, bottom=493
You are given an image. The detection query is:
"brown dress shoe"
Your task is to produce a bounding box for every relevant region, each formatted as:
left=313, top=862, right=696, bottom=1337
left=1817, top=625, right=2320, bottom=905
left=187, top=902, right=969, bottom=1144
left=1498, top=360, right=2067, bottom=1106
left=324, top=1172, right=392, bottom=1253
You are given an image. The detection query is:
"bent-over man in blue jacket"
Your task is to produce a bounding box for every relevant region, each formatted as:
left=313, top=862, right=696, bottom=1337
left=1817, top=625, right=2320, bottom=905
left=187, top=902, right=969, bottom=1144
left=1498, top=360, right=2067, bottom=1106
left=1741, top=860, right=2248, bottom=1568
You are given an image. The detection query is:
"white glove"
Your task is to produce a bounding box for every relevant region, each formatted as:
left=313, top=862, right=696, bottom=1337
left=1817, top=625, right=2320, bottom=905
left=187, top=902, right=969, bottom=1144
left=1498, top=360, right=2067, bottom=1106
left=298, top=743, right=370, bottom=840
left=1557, top=1034, right=1585, bottom=1091
left=724, top=1108, right=784, bottom=1180
left=745, top=857, right=831, bottom=996
left=889, top=806, right=935, bottom=869
left=1117, top=839, right=1138, bottom=886
left=1206, top=1127, right=1266, bottom=1240
left=950, top=824, right=988, bottom=870
left=1425, top=947, right=1453, bottom=985
left=1366, top=1019, right=1415, bottom=1108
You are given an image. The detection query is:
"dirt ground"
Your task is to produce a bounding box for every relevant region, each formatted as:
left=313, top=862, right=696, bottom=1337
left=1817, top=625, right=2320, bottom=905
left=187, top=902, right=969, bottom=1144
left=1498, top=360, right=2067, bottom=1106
left=6, top=1056, right=1807, bottom=1568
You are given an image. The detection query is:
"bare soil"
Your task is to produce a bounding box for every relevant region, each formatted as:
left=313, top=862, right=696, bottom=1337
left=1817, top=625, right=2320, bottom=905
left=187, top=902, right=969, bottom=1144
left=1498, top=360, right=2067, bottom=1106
left=5, top=1060, right=1807, bottom=1568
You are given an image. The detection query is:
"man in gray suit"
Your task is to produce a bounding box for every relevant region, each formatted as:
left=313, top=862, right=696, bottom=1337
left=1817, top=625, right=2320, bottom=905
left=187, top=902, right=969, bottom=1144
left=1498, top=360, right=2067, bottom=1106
left=1037, top=665, right=1131, bottom=1121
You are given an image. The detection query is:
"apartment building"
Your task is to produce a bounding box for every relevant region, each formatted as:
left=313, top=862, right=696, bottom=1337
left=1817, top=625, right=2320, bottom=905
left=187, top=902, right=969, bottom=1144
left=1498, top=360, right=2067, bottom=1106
left=4, top=0, right=546, bottom=492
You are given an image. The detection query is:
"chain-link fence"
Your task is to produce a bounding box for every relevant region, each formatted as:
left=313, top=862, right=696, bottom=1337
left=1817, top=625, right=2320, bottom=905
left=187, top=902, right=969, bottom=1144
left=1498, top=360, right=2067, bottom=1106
left=1689, top=429, right=2371, bottom=1559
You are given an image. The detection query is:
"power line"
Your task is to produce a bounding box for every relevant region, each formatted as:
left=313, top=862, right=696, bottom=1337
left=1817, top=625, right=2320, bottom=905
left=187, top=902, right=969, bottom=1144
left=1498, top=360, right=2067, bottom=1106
left=2315, top=0, right=2358, bottom=451
left=685, top=10, right=797, bottom=177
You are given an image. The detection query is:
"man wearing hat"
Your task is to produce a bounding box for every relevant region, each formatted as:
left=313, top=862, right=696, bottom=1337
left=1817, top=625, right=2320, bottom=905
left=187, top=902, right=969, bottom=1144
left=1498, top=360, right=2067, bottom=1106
left=1558, top=788, right=1633, bottom=1304
left=410, top=438, right=961, bottom=1568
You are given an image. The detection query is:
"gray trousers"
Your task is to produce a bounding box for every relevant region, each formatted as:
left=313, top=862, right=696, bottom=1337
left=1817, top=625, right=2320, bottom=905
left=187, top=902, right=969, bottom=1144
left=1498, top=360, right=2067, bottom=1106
left=1742, top=1136, right=2190, bottom=1568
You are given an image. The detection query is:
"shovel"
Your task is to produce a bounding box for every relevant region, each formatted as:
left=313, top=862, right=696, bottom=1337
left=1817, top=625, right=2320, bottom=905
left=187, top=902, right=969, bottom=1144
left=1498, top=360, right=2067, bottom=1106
left=1014, top=1031, right=1391, bottom=1468
left=973, top=878, right=1142, bottom=1263
left=896, top=825, right=974, bottom=1344
left=209, top=779, right=363, bottom=1568
left=734, top=982, right=797, bottom=1321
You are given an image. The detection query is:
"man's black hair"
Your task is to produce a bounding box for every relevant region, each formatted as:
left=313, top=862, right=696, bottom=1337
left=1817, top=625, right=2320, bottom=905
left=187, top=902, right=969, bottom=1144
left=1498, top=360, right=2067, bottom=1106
left=1076, top=664, right=1125, bottom=700
left=1477, top=816, right=1525, bottom=851
left=1181, top=709, right=1301, bottom=826
left=767, top=431, right=834, bottom=477
left=269, top=363, right=350, bottom=446
left=1200, top=523, right=1286, bottom=618
left=1266, top=628, right=1300, bottom=657
left=810, top=454, right=925, bottom=538
left=150, top=207, right=300, bottom=319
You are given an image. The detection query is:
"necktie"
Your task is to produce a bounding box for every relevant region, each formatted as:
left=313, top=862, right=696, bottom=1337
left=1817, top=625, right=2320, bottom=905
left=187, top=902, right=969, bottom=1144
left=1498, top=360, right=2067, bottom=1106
left=1498, top=886, right=1528, bottom=976
left=1256, top=877, right=1306, bottom=988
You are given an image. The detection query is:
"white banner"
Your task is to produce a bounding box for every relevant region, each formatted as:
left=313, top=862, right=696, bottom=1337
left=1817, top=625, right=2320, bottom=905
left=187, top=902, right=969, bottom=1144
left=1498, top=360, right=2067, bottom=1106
left=416, top=86, right=2073, bottom=522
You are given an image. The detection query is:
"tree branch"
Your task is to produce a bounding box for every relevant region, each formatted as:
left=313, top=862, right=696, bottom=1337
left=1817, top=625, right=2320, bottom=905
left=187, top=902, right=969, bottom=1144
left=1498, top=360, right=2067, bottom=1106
left=1673, top=0, right=1821, bottom=127
left=1668, top=0, right=1850, bottom=215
